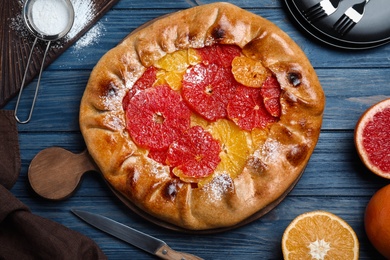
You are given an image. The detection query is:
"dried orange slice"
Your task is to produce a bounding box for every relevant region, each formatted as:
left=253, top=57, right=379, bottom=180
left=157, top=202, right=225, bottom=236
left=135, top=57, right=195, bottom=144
left=354, top=98, right=390, bottom=179
left=282, top=210, right=359, bottom=260
left=231, top=56, right=269, bottom=88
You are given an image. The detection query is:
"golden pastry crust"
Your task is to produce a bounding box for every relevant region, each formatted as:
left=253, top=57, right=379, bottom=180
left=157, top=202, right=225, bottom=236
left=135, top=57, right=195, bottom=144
left=79, top=2, right=325, bottom=230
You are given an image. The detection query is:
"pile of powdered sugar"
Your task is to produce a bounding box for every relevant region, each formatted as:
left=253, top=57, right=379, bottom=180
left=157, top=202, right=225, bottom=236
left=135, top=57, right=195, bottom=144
left=31, top=0, right=70, bottom=36
left=9, top=0, right=106, bottom=53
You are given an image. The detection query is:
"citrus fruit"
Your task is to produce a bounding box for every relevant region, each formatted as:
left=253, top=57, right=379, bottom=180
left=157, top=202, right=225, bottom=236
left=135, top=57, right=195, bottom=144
left=154, top=49, right=201, bottom=91
left=182, top=63, right=238, bottom=121
left=155, top=49, right=188, bottom=72
left=227, top=85, right=277, bottom=131
left=364, top=184, right=390, bottom=259
left=261, top=76, right=282, bottom=117
left=190, top=112, right=209, bottom=128
left=128, top=66, right=157, bottom=99
left=196, top=44, right=241, bottom=67
left=148, top=149, right=168, bottom=165
left=155, top=70, right=185, bottom=91
left=354, top=98, right=390, bottom=178
left=231, top=56, right=269, bottom=88
left=207, top=119, right=251, bottom=179
left=124, top=85, right=191, bottom=150
left=166, top=126, right=221, bottom=182
left=282, top=210, right=359, bottom=260
left=251, top=127, right=269, bottom=148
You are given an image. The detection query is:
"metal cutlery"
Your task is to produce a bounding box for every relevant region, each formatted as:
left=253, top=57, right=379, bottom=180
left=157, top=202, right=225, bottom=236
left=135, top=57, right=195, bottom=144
left=303, top=0, right=342, bottom=23
left=333, top=0, right=371, bottom=36
left=72, top=209, right=204, bottom=260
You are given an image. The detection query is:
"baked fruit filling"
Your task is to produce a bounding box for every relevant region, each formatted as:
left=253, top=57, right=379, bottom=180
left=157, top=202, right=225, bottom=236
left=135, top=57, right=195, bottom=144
left=122, top=44, right=282, bottom=186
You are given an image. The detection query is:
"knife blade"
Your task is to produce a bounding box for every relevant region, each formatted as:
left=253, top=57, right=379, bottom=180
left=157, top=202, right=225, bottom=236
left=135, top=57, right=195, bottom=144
left=71, top=209, right=203, bottom=260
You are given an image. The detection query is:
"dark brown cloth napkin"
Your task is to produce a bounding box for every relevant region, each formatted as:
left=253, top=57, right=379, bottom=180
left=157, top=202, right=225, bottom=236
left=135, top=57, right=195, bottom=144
left=0, top=110, right=107, bottom=259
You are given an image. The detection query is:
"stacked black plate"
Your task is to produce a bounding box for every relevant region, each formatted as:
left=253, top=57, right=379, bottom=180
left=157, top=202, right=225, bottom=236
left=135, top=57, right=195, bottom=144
left=284, top=0, right=390, bottom=49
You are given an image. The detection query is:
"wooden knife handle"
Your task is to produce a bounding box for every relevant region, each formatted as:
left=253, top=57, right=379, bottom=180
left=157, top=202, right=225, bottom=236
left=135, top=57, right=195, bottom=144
left=155, top=244, right=204, bottom=260
left=28, top=147, right=99, bottom=200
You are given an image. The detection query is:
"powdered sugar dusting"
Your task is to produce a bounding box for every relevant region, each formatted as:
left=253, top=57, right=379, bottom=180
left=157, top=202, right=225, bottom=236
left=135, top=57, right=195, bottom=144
left=73, top=21, right=105, bottom=50
left=66, top=0, right=96, bottom=40
left=203, top=173, right=233, bottom=202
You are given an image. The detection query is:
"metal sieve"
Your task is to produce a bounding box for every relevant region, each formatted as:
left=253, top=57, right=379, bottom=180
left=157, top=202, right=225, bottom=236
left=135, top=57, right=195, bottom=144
left=14, top=0, right=74, bottom=124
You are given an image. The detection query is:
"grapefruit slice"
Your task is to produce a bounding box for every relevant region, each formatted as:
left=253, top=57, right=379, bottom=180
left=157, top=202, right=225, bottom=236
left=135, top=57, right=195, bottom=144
left=196, top=44, right=241, bottom=67
left=166, top=126, right=221, bottom=182
left=124, top=85, right=191, bottom=151
left=123, top=66, right=157, bottom=110
left=182, top=63, right=237, bottom=121
left=282, top=211, right=359, bottom=260
left=227, top=85, right=277, bottom=131
left=148, top=149, right=168, bottom=165
left=354, top=98, right=390, bottom=178
left=261, top=76, right=282, bottom=117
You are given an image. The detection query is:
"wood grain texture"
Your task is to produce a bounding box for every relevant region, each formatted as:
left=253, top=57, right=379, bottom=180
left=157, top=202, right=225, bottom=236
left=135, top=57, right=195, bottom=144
left=3, top=0, right=390, bottom=259
left=0, top=0, right=120, bottom=108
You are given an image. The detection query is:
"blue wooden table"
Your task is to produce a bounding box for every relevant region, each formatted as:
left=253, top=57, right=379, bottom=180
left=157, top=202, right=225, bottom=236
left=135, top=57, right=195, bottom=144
left=4, top=0, right=390, bottom=259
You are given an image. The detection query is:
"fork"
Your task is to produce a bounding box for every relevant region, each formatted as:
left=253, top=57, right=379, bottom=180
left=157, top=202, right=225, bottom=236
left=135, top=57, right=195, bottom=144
left=303, top=0, right=342, bottom=23
left=333, top=0, right=371, bottom=36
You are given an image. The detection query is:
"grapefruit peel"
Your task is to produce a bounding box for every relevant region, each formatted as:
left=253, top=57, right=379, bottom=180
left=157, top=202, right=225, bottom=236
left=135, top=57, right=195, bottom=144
left=354, top=98, right=390, bottom=179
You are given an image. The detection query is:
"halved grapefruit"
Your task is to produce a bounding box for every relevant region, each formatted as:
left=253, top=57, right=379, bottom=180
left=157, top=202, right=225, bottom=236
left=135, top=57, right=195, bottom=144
left=354, top=98, right=390, bottom=179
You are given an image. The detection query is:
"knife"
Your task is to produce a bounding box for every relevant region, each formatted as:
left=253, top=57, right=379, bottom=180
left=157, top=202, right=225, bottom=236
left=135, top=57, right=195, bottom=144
left=71, top=209, right=203, bottom=260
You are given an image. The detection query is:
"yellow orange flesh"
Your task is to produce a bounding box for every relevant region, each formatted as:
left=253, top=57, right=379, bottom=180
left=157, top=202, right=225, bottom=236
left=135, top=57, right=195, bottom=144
left=154, top=49, right=201, bottom=91
left=206, top=119, right=251, bottom=180
left=231, top=56, right=269, bottom=88
left=282, top=211, right=359, bottom=260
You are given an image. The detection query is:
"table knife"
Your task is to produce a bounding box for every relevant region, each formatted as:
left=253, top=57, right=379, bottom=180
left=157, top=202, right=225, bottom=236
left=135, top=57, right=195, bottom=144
left=71, top=209, right=203, bottom=260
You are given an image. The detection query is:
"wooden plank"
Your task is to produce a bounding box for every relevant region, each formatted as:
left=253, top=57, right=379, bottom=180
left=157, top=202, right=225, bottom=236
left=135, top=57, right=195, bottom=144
left=4, top=68, right=390, bottom=131
left=37, top=9, right=390, bottom=71
left=10, top=194, right=385, bottom=259
left=10, top=131, right=389, bottom=200
left=0, top=0, right=120, bottom=107
left=113, top=0, right=283, bottom=8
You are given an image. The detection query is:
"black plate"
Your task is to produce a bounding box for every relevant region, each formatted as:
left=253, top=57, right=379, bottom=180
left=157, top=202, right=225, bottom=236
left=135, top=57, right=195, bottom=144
left=284, top=0, right=390, bottom=49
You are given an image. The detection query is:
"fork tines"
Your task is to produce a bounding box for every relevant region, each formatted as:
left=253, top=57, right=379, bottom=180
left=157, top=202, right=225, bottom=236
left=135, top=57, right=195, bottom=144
left=303, top=3, right=327, bottom=22
left=333, top=14, right=355, bottom=36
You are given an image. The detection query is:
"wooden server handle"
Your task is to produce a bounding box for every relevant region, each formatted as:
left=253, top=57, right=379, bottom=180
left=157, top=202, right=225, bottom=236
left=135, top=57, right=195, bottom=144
left=28, top=147, right=99, bottom=200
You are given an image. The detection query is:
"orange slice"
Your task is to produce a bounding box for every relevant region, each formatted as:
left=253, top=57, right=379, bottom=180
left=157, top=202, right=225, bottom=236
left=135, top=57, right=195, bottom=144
left=207, top=119, right=251, bottom=179
left=231, top=56, right=269, bottom=88
left=154, top=49, right=201, bottom=91
left=282, top=211, right=359, bottom=260
left=365, top=184, right=390, bottom=259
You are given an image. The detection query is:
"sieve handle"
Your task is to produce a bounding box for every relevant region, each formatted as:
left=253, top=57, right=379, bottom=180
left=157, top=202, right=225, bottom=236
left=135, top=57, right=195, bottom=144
left=14, top=38, right=51, bottom=124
